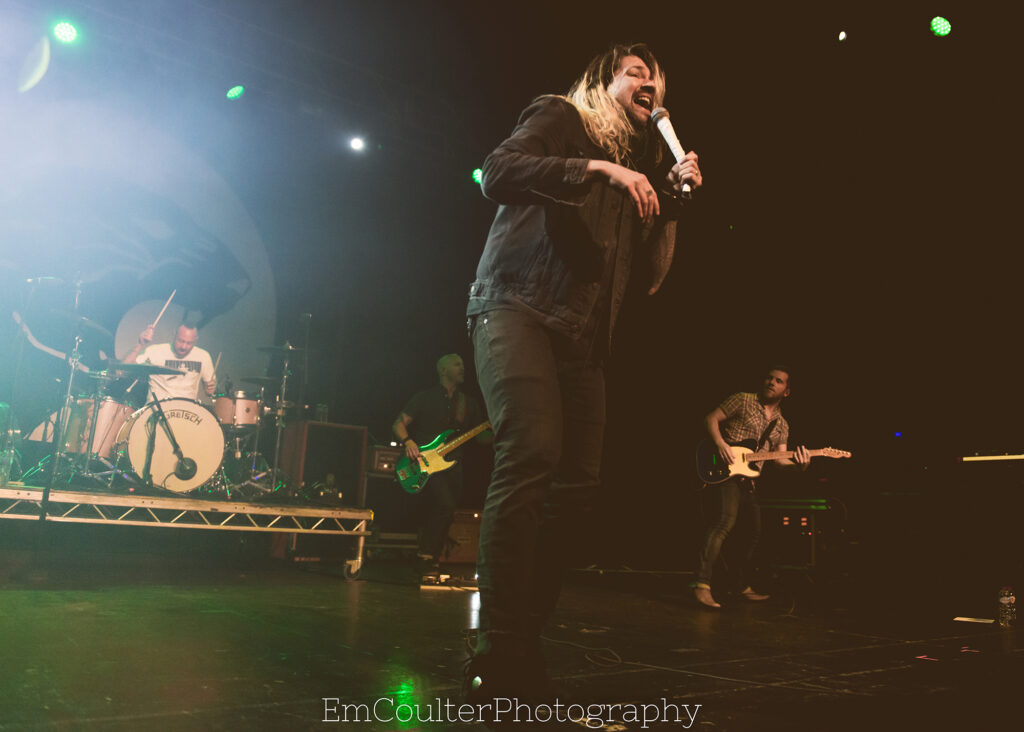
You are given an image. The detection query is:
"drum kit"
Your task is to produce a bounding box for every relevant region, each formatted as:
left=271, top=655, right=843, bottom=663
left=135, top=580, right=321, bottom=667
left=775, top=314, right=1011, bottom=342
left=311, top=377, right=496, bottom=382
left=16, top=293, right=309, bottom=500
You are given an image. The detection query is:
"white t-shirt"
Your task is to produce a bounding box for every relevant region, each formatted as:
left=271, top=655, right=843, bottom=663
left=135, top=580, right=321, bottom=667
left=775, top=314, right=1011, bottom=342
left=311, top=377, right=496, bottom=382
left=137, top=342, right=215, bottom=401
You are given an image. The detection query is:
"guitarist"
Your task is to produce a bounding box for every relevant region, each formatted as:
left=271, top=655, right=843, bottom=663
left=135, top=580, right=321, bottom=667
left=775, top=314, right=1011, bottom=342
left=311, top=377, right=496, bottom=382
left=695, top=366, right=810, bottom=609
left=392, top=353, right=490, bottom=582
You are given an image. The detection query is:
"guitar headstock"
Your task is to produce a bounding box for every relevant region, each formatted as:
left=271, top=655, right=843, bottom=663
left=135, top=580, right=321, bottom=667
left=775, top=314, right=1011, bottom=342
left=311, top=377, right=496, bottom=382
left=822, top=447, right=852, bottom=459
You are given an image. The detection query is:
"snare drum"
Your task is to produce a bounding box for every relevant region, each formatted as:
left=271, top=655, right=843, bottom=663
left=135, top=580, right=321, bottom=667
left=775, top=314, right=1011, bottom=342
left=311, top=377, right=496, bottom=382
left=115, top=398, right=224, bottom=492
left=214, top=391, right=262, bottom=429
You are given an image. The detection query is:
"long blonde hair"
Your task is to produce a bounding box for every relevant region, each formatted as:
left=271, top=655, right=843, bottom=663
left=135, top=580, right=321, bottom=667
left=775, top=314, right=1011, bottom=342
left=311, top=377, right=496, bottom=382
left=564, top=43, right=666, bottom=165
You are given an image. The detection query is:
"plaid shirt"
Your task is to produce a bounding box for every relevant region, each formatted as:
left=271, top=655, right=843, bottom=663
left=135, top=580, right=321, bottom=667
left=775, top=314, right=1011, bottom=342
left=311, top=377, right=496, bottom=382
left=717, top=392, right=789, bottom=450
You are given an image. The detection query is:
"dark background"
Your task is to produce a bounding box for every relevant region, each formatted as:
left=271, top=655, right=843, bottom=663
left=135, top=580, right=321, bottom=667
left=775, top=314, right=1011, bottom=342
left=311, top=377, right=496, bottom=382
left=2, top=0, right=1022, bottom=575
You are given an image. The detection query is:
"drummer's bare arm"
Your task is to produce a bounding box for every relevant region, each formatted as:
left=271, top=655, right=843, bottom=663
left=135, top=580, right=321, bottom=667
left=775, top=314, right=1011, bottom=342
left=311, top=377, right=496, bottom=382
left=201, top=353, right=217, bottom=396
left=124, top=327, right=154, bottom=364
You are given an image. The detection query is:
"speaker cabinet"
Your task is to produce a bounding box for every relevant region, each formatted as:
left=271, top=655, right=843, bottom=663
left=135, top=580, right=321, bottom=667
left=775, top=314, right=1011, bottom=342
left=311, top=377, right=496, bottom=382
left=280, top=421, right=367, bottom=506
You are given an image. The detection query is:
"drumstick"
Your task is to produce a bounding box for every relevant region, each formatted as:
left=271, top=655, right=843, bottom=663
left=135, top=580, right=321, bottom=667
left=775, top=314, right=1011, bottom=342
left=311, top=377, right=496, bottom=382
left=151, top=289, right=176, bottom=328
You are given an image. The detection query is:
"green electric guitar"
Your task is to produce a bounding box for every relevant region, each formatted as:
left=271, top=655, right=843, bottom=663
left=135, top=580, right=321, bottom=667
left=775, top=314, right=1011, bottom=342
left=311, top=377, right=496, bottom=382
left=395, top=421, right=491, bottom=494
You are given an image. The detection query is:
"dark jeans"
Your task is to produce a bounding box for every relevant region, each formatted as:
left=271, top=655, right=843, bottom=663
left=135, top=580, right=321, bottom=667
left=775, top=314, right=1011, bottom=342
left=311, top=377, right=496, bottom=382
left=417, top=465, right=462, bottom=560
left=697, top=477, right=762, bottom=592
left=470, top=309, right=605, bottom=659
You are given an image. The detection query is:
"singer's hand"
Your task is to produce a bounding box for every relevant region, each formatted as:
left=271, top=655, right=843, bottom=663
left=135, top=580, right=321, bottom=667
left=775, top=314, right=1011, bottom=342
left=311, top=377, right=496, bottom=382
left=587, top=160, right=659, bottom=223
left=668, top=152, right=702, bottom=195
left=716, top=441, right=736, bottom=466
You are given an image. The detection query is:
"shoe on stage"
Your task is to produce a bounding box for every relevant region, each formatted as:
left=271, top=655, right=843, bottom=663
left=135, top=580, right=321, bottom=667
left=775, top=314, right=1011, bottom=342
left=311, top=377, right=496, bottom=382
left=740, top=587, right=770, bottom=601
left=694, top=583, right=721, bottom=609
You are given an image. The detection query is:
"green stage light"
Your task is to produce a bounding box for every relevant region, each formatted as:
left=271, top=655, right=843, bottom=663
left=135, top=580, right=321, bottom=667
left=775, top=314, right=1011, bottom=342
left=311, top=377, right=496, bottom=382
left=930, top=16, right=951, bottom=37
left=52, top=21, right=78, bottom=44
left=226, top=85, right=245, bottom=100
left=472, top=168, right=483, bottom=184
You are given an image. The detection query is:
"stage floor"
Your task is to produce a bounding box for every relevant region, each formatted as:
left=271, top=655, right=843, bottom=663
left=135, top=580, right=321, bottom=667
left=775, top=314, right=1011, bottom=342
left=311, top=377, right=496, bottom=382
left=0, top=531, right=1020, bottom=731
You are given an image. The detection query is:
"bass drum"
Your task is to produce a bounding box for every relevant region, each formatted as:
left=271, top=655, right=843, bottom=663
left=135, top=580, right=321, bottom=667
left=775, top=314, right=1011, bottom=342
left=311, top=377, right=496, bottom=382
left=115, top=398, right=223, bottom=493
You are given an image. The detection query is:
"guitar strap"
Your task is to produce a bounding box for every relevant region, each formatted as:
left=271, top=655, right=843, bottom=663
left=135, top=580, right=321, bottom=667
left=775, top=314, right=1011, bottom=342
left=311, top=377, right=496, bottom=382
left=455, top=391, right=466, bottom=424
left=757, top=419, right=778, bottom=452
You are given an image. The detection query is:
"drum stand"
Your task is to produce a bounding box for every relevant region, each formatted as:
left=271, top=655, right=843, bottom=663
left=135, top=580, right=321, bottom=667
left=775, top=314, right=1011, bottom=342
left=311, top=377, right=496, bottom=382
left=76, top=373, right=122, bottom=487
left=210, top=429, right=271, bottom=499
left=42, top=327, right=96, bottom=491
left=269, top=343, right=295, bottom=495
left=238, top=341, right=304, bottom=498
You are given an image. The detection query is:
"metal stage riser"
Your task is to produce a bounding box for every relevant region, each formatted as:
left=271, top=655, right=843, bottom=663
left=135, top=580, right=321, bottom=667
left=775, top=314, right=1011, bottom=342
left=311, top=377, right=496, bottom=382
left=0, top=485, right=371, bottom=535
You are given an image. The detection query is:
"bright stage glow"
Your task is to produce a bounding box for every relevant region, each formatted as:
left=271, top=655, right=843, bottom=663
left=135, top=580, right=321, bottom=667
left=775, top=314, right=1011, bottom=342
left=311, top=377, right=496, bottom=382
left=226, top=85, right=245, bottom=100
left=472, top=168, right=483, bottom=184
left=349, top=137, right=366, bottom=151
left=930, top=16, right=951, bottom=37
left=838, top=31, right=847, bottom=42
left=52, top=22, right=78, bottom=44
left=18, top=37, right=51, bottom=93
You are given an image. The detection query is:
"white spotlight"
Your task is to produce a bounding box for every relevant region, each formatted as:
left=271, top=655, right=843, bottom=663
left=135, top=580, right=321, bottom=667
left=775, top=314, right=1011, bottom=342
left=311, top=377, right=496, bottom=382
left=838, top=31, right=847, bottom=42
left=349, top=137, right=366, bottom=152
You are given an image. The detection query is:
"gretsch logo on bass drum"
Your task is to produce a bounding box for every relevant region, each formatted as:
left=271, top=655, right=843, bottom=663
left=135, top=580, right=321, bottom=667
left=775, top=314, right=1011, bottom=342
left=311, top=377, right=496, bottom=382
left=165, top=409, right=203, bottom=426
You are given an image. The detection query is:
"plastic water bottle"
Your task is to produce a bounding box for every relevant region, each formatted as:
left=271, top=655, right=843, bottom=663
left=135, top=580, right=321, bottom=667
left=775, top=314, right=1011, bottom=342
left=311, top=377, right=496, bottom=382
left=998, top=586, right=1016, bottom=628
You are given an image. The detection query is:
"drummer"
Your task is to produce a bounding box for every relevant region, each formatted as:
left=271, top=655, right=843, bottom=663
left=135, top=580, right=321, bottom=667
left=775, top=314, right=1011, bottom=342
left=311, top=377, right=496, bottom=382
left=123, top=324, right=216, bottom=402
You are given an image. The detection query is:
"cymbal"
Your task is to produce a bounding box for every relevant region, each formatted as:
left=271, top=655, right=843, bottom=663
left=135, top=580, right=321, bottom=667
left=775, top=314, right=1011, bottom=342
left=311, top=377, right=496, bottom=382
left=48, top=309, right=113, bottom=340
left=257, top=344, right=304, bottom=354
left=241, top=376, right=276, bottom=385
left=105, top=362, right=186, bottom=377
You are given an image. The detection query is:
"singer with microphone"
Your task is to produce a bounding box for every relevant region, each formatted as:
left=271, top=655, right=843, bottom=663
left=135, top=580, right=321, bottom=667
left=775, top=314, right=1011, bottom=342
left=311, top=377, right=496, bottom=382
left=464, top=42, right=701, bottom=708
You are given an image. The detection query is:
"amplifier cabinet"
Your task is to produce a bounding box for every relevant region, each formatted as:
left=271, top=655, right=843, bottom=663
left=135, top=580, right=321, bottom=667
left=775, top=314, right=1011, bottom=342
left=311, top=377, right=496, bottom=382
left=758, top=498, right=842, bottom=571
left=368, top=444, right=403, bottom=478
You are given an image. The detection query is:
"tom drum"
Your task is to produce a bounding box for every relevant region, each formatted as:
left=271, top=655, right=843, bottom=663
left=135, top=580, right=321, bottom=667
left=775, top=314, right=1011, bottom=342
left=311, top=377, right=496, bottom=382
left=214, top=391, right=262, bottom=430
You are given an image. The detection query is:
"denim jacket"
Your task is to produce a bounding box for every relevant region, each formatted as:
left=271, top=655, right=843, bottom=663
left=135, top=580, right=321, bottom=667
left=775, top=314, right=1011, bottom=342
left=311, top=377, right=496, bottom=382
left=467, top=96, right=680, bottom=345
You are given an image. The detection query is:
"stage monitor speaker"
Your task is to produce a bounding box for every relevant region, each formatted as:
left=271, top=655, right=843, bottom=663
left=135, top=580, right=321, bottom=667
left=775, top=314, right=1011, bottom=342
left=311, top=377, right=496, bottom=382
left=280, top=421, right=367, bottom=506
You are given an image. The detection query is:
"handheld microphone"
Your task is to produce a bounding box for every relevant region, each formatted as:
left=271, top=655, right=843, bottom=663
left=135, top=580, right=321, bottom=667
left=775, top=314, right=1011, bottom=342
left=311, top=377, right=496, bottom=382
left=650, top=107, right=692, bottom=198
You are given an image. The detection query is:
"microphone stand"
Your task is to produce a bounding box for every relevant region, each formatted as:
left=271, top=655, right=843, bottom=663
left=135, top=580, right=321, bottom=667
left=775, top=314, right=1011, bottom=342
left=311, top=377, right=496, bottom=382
left=150, top=398, right=197, bottom=484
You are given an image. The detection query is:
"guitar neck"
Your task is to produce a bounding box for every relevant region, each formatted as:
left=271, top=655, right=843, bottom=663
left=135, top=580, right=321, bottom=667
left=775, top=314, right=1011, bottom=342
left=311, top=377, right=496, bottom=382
left=436, top=421, right=491, bottom=456
left=961, top=454, right=1024, bottom=462
left=744, top=448, right=828, bottom=463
